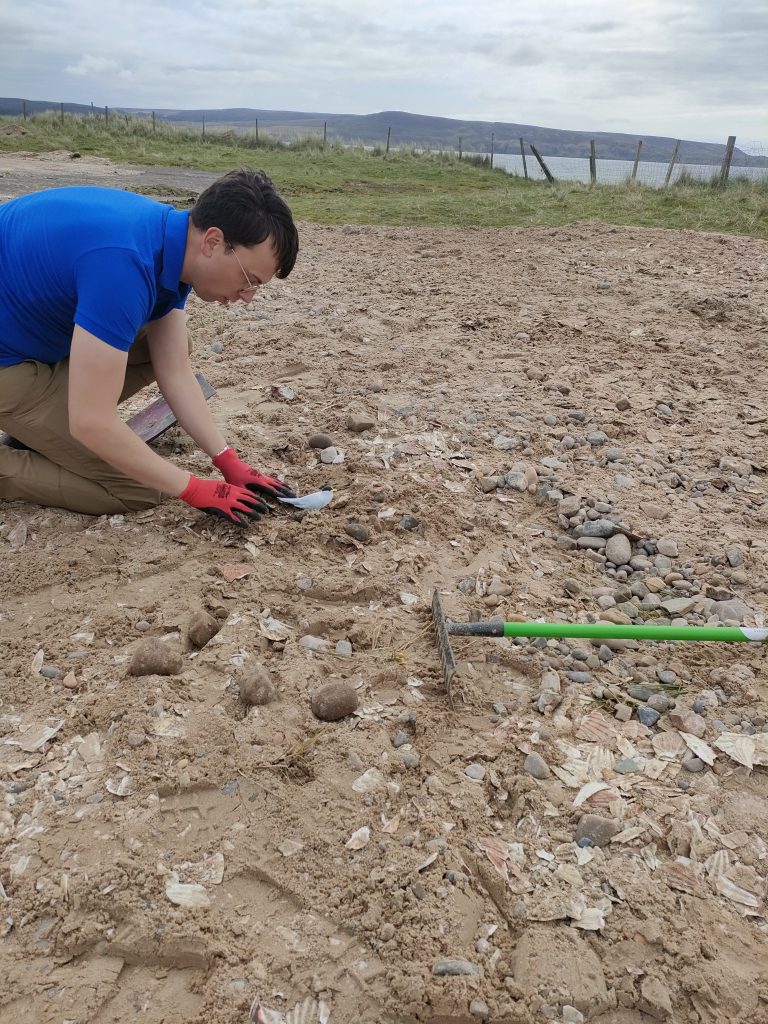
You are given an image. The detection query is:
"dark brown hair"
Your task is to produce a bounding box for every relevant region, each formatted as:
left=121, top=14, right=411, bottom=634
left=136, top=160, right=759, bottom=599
left=190, top=167, right=298, bottom=278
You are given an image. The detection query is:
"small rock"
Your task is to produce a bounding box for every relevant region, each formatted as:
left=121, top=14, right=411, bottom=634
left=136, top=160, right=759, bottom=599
left=575, top=814, right=620, bottom=847
left=615, top=758, right=639, bottom=774
left=586, top=431, right=609, bottom=446
left=320, top=446, right=343, bottom=464
left=392, top=730, right=409, bottom=748
left=347, top=413, right=375, bottom=433
left=126, top=731, right=146, bottom=748
left=627, top=685, right=651, bottom=701
left=566, top=671, right=592, bottom=684
left=614, top=703, right=632, bottom=722
left=616, top=397, right=631, bottom=411
left=523, top=752, right=551, bottom=780
left=187, top=609, right=221, bottom=649
left=239, top=666, right=277, bottom=705
left=605, top=533, right=632, bottom=565
left=399, top=749, right=420, bottom=769
left=639, top=975, right=673, bottom=1020
left=400, top=515, right=420, bottom=531
left=432, top=960, right=480, bottom=977
left=380, top=922, right=396, bottom=942
left=637, top=707, right=661, bottom=728
left=470, top=999, right=490, bottom=1020
left=711, top=598, right=751, bottom=623
left=683, top=756, right=706, bottom=773
left=657, top=537, right=678, bottom=558
left=648, top=693, right=674, bottom=713
left=465, top=763, right=486, bottom=781
left=563, top=1007, right=585, bottom=1024
left=128, top=642, right=182, bottom=677
left=657, top=668, right=677, bottom=685
left=668, top=711, right=706, bottom=737
left=344, top=522, right=371, bottom=542
left=311, top=682, right=359, bottom=721
left=308, top=432, right=334, bottom=449
left=40, top=665, right=64, bottom=680
left=299, top=634, right=331, bottom=652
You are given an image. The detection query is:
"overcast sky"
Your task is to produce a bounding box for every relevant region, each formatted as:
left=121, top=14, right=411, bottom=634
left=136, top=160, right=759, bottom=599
left=1, top=0, right=766, bottom=147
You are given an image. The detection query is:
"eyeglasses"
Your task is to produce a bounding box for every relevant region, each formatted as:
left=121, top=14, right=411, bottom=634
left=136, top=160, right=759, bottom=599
left=226, top=244, right=259, bottom=295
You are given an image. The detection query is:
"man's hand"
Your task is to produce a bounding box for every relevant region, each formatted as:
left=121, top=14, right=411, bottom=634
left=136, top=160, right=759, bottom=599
left=212, top=447, right=295, bottom=501
left=178, top=475, right=268, bottom=526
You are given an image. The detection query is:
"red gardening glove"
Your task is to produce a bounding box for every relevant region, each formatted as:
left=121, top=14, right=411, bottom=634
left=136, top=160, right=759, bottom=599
left=212, top=447, right=295, bottom=502
left=178, top=475, right=267, bottom=526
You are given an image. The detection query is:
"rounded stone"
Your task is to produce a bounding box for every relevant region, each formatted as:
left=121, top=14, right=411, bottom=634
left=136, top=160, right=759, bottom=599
left=128, top=641, right=182, bottom=677
left=308, top=433, right=334, bottom=449
left=239, top=666, right=278, bottom=706
left=344, top=521, right=371, bottom=542
left=310, top=681, right=359, bottom=721
left=187, top=609, right=221, bottom=649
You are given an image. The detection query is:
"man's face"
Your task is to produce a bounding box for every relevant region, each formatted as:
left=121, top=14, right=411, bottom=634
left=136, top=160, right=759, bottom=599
left=195, top=231, right=279, bottom=304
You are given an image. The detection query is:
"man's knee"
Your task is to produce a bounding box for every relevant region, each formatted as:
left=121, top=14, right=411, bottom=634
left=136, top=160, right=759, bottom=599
left=109, top=487, right=164, bottom=513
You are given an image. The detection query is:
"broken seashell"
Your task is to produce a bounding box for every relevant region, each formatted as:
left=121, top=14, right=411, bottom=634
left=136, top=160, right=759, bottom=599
left=165, top=873, right=210, bottom=908
left=716, top=874, right=761, bottom=909
left=105, top=776, right=132, bottom=797
left=714, top=732, right=755, bottom=770
left=352, top=768, right=385, bottom=793
left=679, top=732, right=716, bottom=765
left=345, top=826, right=370, bottom=850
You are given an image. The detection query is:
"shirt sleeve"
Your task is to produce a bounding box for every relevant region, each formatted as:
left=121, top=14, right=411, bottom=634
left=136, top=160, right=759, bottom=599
left=73, top=247, right=155, bottom=351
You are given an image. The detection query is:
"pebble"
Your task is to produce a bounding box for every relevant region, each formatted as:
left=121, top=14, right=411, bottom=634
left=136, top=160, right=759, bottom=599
left=637, top=707, right=661, bottom=728
left=299, top=634, right=331, bottom=652
left=627, top=685, right=651, bottom=701
left=657, top=537, right=679, bottom=557
left=648, top=693, right=674, bottom=713
left=566, top=671, right=592, bottom=684
left=310, top=681, right=359, bottom=721
left=470, top=999, right=490, bottom=1020
left=126, top=731, right=146, bottom=748
left=335, top=640, right=353, bottom=658
left=465, top=763, right=486, bottom=781
left=308, top=433, right=334, bottom=449
left=523, top=752, right=551, bottom=780
left=380, top=922, right=396, bottom=941
left=575, top=814, right=620, bottom=847
left=187, top=609, right=221, bottom=649
left=492, top=701, right=508, bottom=715
left=399, top=750, right=420, bottom=769
left=392, top=730, right=409, bottom=748
left=347, top=413, right=375, bottom=432
left=614, top=703, right=632, bottom=722
left=563, top=1008, right=585, bottom=1024
left=586, top=431, right=609, bottom=446
left=344, top=522, right=371, bottom=542
left=432, top=960, right=480, bottom=977
left=605, top=533, right=632, bottom=565
left=683, top=756, right=706, bottom=773
left=40, top=665, right=64, bottom=679
left=239, top=666, right=277, bottom=706
left=127, top=641, right=182, bottom=677
left=657, top=669, right=677, bottom=685
left=320, top=446, right=343, bottom=464
left=574, top=518, right=616, bottom=539
left=400, top=515, right=420, bottom=531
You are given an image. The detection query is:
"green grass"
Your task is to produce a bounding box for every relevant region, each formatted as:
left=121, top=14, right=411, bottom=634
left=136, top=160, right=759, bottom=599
left=2, top=113, right=767, bottom=238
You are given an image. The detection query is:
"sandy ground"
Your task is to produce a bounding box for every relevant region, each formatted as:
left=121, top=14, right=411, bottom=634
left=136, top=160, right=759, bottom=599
left=2, top=155, right=768, bottom=1024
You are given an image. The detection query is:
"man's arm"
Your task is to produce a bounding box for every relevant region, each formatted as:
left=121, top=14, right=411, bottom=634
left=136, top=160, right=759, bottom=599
left=68, top=326, right=190, bottom=495
left=144, top=309, right=228, bottom=458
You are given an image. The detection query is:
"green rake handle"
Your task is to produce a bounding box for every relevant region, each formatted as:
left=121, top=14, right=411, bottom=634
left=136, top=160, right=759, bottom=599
left=447, top=620, right=768, bottom=644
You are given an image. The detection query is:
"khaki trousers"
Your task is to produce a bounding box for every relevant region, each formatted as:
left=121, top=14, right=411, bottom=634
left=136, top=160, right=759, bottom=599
left=0, top=332, right=163, bottom=515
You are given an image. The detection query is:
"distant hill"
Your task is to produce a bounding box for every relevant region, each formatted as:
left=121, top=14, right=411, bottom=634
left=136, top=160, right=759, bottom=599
left=1, top=97, right=764, bottom=165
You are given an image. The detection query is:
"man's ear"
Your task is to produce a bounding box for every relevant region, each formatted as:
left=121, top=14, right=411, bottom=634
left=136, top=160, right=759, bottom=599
left=201, top=226, right=225, bottom=257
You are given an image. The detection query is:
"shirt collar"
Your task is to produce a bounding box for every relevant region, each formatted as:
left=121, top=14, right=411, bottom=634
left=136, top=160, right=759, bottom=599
left=160, top=208, right=190, bottom=292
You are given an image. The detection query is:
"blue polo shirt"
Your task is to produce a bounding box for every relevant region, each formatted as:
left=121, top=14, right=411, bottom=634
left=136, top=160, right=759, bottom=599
left=0, top=187, right=192, bottom=367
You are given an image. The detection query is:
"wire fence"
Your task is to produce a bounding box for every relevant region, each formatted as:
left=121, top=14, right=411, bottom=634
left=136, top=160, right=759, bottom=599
left=7, top=101, right=768, bottom=189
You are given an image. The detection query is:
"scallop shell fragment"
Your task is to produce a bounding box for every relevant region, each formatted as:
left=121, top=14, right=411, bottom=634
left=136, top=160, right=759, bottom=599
left=345, top=826, right=370, bottom=850
left=714, top=733, right=755, bottom=770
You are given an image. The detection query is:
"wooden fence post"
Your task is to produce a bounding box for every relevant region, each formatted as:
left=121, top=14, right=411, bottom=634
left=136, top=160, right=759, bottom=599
left=323, top=120, right=327, bottom=149
left=490, top=132, right=495, bottom=169
left=202, top=117, right=206, bottom=141
left=104, top=105, right=109, bottom=125
left=519, top=137, right=528, bottom=179
left=631, top=140, right=643, bottom=181
left=22, top=100, right=27, bottom=120
left=60, top=102, right=64, bottom=125
left=458, top=136, right=462, bottom=160
left=386, top=126, right=391, bottom=153
left=718, top=135, right=736, bottom=188
left=255, top=118, right=259, bottom=142
left=664, top=139, right=681, bottom=186
left=152, top=111, right=156, bottom=132
left=589, top=139, right=597, bottom=184
left=529, top=143, right=556, bottom=183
